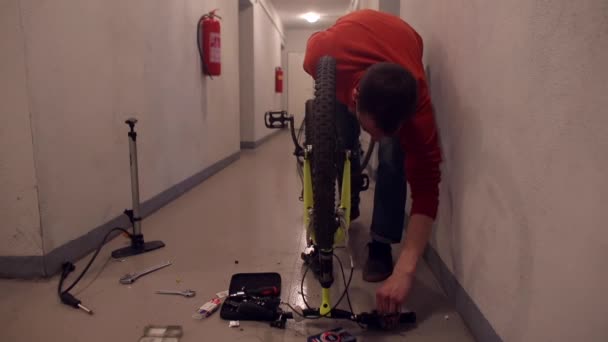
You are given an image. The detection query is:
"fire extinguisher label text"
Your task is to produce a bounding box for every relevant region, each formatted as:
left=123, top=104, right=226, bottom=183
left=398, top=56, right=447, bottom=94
left=210, top=32, right=221, bottom=64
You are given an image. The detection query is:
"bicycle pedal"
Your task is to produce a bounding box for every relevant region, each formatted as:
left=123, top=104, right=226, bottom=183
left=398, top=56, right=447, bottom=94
left=264, top=111, right=289, bottom=129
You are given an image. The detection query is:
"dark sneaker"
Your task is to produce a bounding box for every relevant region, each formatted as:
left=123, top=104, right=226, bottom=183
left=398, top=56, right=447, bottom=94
left=363, top=241, right=393, bottom=282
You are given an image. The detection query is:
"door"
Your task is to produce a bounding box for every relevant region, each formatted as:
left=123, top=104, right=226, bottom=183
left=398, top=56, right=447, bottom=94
left=287, top=52, right=313, bottom=129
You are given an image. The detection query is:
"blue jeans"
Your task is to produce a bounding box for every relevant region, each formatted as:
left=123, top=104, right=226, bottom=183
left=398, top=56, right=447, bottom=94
left=370, top=136, right=407, bottom=243
left=336, top=104, right=407, bottom=244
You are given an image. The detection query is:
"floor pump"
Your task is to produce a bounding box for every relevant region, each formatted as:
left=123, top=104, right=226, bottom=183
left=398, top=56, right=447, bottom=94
left=112, top=118, right=165, bottom=258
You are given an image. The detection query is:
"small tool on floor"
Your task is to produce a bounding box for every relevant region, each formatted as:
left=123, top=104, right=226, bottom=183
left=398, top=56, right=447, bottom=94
left=155, top=289, right=196, bottom=298
left=60, top=292, right=94, bottom=315
left=120, top=261, right=172, bottom=284
left=58, top=262, right=95, bottom=315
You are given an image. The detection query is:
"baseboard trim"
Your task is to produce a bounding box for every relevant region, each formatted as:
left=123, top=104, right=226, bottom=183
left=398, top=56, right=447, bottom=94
left=240, top=129, right=283, bottom=149
left=424, top=245, right=502, bottom=342
left=0, top=255, right=45, bottom=279
left=0, top=151, right=241, bottom=279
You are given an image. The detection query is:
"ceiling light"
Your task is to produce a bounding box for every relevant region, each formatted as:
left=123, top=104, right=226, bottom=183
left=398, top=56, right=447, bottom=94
left=301, top=12, right=320, bottom=23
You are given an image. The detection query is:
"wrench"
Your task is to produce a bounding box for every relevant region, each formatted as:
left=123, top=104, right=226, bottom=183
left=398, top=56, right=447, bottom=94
left=119, top=261, right=172, bottom=284
left=155, top=289, right=196, bottom=298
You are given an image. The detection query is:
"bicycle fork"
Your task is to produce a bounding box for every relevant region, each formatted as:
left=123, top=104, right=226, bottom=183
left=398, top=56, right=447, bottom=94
left=302, top=147, right=352, bottom=317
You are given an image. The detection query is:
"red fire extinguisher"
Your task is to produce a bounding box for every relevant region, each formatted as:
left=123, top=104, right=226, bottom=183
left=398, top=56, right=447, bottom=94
left=275, top=67, right=283, bottom=93
left=197, top=9, right=221, bottom=77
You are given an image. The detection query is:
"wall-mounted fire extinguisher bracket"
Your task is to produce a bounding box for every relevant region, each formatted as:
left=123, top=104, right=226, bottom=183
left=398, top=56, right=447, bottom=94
left=275, top=67, right=283, bottom=93
left=197, top=9, right=222, bottom=78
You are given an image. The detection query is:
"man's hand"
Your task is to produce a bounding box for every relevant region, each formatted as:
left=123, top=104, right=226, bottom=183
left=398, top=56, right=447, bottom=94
left=375, top=214, right=434, bottom=321
left=376, top=271, right=414, bottom=314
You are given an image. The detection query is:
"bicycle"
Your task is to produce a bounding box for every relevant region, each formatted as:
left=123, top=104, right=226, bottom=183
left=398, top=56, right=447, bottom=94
left=264, top=56, right=415, bottom=330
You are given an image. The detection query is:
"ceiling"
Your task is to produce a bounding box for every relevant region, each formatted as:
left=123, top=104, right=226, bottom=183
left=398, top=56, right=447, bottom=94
left=269, top=0, right=352, bottom=30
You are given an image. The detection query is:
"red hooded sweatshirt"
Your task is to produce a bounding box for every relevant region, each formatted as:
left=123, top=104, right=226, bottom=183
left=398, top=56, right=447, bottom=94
left=303, top=9, right=442, bottom=219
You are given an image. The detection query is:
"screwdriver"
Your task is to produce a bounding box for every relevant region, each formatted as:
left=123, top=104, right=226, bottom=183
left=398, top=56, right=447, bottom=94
left=60, top=292, right=94, bottom=315
left=247, top=286, right=279, bottom=297
left=230, top=286, right=280, bottom=298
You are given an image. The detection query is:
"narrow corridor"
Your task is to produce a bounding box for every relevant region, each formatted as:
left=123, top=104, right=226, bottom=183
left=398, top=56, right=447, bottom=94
left=0, top=132, right=473, bottom=341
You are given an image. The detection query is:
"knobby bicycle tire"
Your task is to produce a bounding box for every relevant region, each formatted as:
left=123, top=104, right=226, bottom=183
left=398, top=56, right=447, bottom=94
left=308, top=56, right=338, bottom=250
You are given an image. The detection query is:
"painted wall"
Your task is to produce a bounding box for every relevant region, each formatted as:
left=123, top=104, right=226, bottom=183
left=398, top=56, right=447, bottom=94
left=283, top=29, right=321, bottom=117
left=238, top=0, right=284, bottom=145
left=1, top=0, right=240, bottom=258
left=204, top=2, right=241, bottom=164
left=252, top=1, right=284, bottom=142
left=0, top=0, right=43, bottom=256
left=379, top=0, right=399, bottom=16
left=281, top=44, right=288, bottom=111
left=239, top=3, right=255, bottom=143
left=400, top=0, right=608, bottom=341
left=258, top=0, right=285, bottom=39
left=286, top=29, right=320, bottom=53
left=358, top=0, right=380, bottom=10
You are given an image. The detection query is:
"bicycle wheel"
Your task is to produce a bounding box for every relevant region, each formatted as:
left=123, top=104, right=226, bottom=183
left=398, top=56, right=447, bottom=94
left=308, top=56, right=338, bottom=251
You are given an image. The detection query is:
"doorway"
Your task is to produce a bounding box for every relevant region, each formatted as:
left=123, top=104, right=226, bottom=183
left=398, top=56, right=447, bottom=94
left=287, top=52, right=313, bottom=129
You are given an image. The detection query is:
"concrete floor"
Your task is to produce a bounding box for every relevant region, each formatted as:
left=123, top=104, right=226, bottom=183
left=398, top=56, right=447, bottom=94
left=0, top=132, right=474, bottom=341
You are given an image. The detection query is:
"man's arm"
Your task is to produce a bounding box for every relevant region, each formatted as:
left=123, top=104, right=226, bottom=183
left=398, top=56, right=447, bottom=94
left=393, top=214, right=433, bottom=277
left=377, top=84, right=441, bottom=315
left=376, top=214, right=433, bottom=315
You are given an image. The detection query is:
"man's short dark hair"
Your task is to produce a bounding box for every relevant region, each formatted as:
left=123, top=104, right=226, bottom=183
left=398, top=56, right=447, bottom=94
left=357, top=62, right=418, bottom=134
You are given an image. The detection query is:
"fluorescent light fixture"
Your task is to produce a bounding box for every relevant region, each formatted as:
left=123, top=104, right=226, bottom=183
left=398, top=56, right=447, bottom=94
left=301, top=12, right=320, bottom=23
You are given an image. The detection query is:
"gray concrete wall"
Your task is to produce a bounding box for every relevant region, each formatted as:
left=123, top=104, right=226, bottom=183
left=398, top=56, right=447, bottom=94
left=1, top=0, right=240, bottom=260
left=0, top=0, right=43, bottom=257
left=400, top=0, right=608, bottom=340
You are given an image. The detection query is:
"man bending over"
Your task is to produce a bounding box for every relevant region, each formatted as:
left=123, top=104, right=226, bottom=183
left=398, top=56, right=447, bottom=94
left=303, top=9, right=442, bottom=315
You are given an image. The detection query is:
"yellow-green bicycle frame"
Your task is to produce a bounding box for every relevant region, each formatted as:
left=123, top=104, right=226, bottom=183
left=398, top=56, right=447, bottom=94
left=302, top=148, right=352, bottom=316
